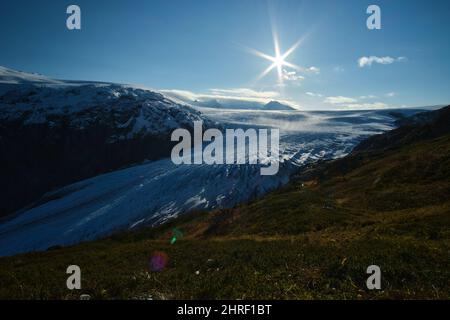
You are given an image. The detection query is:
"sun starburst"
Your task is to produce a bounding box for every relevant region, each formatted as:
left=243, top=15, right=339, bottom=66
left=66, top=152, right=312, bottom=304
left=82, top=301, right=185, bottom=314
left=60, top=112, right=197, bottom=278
left=246, top=31, right=305, bottom=85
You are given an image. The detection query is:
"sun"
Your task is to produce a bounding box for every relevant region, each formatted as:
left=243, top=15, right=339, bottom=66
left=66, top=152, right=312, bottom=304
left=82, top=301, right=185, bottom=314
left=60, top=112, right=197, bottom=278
left=274, top=53, right=284, bottom=71
left=246, top=31, right=306, bottom=85
left=274, top=54, right=284, bottom=67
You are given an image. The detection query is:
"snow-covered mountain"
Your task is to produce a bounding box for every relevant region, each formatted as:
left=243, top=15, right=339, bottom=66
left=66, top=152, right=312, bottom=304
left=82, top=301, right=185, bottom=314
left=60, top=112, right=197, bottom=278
left=0, top=66, right=215, bottom=217
left=0, top=66, right=212, bottom=133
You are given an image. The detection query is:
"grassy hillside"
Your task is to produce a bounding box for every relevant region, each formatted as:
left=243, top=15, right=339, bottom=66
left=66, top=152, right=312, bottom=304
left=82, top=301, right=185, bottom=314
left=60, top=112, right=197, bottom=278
left=0, top=109, right=449, bottom=300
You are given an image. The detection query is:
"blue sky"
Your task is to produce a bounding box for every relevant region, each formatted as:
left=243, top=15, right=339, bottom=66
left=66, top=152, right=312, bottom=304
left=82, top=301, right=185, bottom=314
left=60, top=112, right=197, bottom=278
left=0, top=0, right=449, bottom=109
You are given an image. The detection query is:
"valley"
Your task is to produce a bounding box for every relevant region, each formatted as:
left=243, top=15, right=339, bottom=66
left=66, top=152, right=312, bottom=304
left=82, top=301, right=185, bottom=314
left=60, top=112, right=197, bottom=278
left=0, top=106, right=448, bottom=299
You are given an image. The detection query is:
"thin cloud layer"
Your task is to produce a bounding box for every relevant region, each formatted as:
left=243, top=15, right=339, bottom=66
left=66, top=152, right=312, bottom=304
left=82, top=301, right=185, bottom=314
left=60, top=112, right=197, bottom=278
left=324, top=95, right=390, bottom=110
left=161, top=88, right=300, bottom=109
left=305, top=92, right=323, bottom=97
left=208, top=88, right=280, bottom=100
left=324, top=96, right=358, bottom=104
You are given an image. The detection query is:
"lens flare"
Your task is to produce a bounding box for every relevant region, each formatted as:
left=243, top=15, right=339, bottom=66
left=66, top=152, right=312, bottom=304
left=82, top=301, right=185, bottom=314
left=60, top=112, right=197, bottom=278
left=149, top=251, right=168, bottom=272
left=170, top=228, right=183, bottom=244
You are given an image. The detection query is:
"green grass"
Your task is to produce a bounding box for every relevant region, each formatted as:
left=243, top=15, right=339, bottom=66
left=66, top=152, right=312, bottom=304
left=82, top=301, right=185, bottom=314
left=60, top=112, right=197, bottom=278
left=0, top=237, right=448, bottom=299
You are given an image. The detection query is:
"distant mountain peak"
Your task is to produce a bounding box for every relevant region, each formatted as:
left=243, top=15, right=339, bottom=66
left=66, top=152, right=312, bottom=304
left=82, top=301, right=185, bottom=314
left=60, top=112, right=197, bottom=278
left=263, top=100, right=294, bottom=111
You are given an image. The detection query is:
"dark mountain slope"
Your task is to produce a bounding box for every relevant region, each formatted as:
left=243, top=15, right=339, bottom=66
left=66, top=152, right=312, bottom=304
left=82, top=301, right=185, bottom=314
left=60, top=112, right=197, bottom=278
left=354, top=105, right=450, bottom=153
left=0, top=67, right=214, bottom=217
left=0, top=106, right=449, bottom=299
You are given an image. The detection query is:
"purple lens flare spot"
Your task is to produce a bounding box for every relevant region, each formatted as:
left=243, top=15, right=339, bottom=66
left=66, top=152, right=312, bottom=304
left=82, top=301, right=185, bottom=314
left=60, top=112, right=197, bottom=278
left=149, top=251, right=168, bottom=272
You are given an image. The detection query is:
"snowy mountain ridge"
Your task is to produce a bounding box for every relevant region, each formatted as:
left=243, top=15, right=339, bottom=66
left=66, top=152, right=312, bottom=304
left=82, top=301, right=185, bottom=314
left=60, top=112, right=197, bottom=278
left=0, top=66, right=212, bottom=139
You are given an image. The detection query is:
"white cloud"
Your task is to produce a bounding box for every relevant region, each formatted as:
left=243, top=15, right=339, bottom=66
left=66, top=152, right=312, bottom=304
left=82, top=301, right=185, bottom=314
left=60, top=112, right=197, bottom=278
left=305, top=66, right=320, bottom=74
left=282, top=69, right=305, bottom=82
left=358, top=56, right=407, bottom=68
left=386, top=92, right=396, bottom=97
left=208, top=88, right=280, bottom=100
left=324, top=96, right=358, bottom=105
left=323, top=95, right=391, bottom=110
left=305, top=91, right=323, bottom=98
left=359, top=95, right=377, bottom=99
left=345, top=102, right=389, bottom=109
left=333, top=66, right=345, bottom=72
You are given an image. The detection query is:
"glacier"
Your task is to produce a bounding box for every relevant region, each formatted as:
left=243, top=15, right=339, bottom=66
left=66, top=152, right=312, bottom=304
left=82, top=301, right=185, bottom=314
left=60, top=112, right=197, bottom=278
left=0, top=107, right=421, bottom=256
